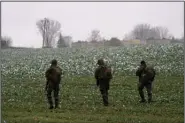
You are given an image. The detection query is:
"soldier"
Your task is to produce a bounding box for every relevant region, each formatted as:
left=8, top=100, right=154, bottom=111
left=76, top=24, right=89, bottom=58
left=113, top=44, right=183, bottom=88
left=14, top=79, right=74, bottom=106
left=136, top=60, right=156, bottom=103
left=95, top=59, right=113, bottom=106
left=45, top=59, right=62, bottom=109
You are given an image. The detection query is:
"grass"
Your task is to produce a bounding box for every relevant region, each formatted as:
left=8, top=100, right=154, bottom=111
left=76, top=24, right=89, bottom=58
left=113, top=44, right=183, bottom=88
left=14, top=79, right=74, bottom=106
left=2, top=75, right=184, bottom=123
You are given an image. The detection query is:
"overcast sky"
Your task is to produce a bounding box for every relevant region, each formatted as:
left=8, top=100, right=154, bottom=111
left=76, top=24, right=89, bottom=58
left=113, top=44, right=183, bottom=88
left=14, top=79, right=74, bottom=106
left=2, top=2, right=184, bottom=48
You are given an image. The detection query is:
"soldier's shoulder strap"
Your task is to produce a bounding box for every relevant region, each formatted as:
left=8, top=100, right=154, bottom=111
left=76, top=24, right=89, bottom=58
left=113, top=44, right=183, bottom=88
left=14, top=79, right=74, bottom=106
left=55, top=66, right=62, bottom=74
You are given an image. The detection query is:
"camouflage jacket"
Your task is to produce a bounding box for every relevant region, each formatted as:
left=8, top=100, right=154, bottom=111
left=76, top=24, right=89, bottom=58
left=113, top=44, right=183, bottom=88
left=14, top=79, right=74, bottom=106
left=45, top=65, right=62, bottom=84
left=136, top=66, right=156, bottom=83
left=95, top=65, right=113, bottom=80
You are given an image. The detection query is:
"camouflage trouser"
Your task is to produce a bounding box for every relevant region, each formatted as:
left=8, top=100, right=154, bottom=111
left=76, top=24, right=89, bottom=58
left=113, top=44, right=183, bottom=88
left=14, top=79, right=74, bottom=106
left=138, top=81, right=152, bottom=102
left=100, top=89, right=109, bottom=106
left=47, top=83, right=60, bottom=108
left=98, top=79, right=110, bottom=106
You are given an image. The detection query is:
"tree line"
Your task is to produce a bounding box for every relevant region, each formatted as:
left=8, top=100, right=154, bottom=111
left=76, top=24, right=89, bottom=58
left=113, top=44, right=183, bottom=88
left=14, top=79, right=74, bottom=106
left=1, top=18, right=184, bottom=48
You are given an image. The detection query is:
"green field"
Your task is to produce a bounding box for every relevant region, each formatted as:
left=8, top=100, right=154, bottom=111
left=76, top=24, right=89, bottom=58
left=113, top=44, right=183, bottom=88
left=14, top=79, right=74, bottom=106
left=1, top=44, right=184, bottom=123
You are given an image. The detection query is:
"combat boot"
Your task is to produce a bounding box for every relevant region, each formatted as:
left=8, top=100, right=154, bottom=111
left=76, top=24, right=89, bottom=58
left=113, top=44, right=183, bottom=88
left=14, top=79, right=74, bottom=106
left=139, top=99, right=146, bottom=103
left=49, top=105, right=54, bottom=109
left=54, top=99, right=59, bottom=109
left=148, top=93, right=152, bottom=103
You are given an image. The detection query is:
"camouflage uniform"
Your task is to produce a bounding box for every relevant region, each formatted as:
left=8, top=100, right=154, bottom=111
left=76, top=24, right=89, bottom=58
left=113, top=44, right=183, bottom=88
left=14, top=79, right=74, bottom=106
left=45, top=59, right=62, bottom=109
left=136, top=61, right=156, bottom=103
left=95, top=59, right=112, bottom=106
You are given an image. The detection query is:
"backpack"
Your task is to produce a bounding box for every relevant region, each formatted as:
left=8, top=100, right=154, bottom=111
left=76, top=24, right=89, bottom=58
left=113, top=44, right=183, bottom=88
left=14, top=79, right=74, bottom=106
left=142, top=66, right=156, bottom=82
left=46, top=66, right=62, bottom=83
left=147, top=66, right=156, bottom=81
left=98, top=66, right=112, bottom=79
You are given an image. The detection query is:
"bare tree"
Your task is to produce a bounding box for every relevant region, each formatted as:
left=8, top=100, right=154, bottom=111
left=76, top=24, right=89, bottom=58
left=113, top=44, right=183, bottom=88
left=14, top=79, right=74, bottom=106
left=36, top=18, right=61, bottom=48
left=146, top=27, right=160, bottom=39
left=1, top=36, right=12, bottom=48
left=130, top=24, right=171, bottom=40
left=155, top=26, right=170, bottom=39
left=131, top=24, right=151, bottom=40
left=88, top=29, right=101, bottom=43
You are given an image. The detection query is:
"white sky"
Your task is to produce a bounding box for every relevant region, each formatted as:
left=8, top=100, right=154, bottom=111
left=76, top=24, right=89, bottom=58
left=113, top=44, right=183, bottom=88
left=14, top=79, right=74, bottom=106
left=2, top=2, right=184, bottom=48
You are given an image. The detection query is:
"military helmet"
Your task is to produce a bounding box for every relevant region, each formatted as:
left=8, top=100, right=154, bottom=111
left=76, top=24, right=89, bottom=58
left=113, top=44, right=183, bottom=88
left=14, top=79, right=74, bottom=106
left=141, top=60, right=146, bottom=65
left=97, top=59, right=105, bottom=65
left=51, top=59, right=57, bottom=65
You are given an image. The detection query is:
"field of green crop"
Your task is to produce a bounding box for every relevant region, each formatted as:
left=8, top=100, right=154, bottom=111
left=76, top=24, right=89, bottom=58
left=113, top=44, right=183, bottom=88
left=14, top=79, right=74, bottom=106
left=1, top=44, right=184, bottom=123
